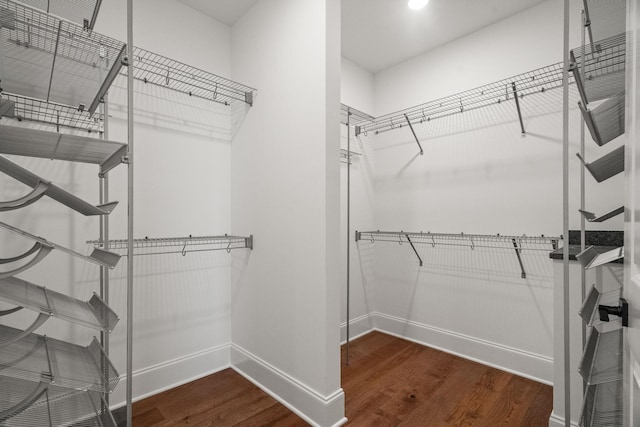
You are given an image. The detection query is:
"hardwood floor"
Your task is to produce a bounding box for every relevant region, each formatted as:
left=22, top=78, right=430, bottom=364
left=128, top=331, right=552, bottom=426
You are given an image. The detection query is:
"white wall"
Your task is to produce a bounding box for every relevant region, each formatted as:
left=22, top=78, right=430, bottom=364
left=0, top=0, right=238, bottom=410
left=230, top=1, right=345, bottom=426
left=342, top=0, right=625, bottom=384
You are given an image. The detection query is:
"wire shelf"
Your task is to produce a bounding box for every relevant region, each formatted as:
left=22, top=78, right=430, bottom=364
left=579, top=285, right=623, bottom=327
left=0, top=221, right=121, bottom=269
left=583, top=0, right=626, bottom=51
left=571, top=33, right=626, bottom=106
left=580, top=92, right=625, bottom=146
left=578, top=145, right=625, bottom=183
left=0, top=124, right=127, bottom=174
left=579, top=379, right=622, bottom=427
left=0, top=325, right=119, bottom=393
left=578, top=324, right=623, bottom=385
left=12, top=0, right=103, bottom=30
left=0, top=276, right=118, bottom=332
left=356, top=230, right=560, bottom=249
left=125, top=47, right=256, bottom=107
left=0, top=376, right=116, bottom=427
left=357, top=62, right=568, bottom=135
left=0, top=154, right=118, bottom=215
left=88, top=234, right=254, bottom=256
left=1, top=93, right=103, bottom=132
left=0, top=0, right=125, bottom=110
left=341, top=104, right=374, bottom=126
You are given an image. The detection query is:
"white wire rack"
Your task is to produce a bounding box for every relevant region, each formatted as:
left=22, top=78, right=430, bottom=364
left=12, top=0, right=103, bottom=30
left=356, top=230, right=561, bottom=278
left=340, top=103, right=374, bottom=127
left=125, top=47, right=257, bottom=107
left=356, top=62, right=567, bottom=137
left=0, top=0, right=125, bottom=110
left=0, top=92, right=104, bottom=132
left=88, top=234, right=254, bottom=256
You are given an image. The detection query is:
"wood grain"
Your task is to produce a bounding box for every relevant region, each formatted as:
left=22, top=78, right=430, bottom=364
left=128, top=331, right=552, bottom=426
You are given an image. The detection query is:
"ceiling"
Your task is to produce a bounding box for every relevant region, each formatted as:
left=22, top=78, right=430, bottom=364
left=177, top=0, right=548, bottom=74
left=176, top=0, right=259, bottom=27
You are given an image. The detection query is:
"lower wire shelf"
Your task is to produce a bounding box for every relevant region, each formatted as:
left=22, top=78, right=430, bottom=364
left=578, top=323, right=623, bottom=385
left=0, top=375, right=116, bottom=427
left=579, top=379, right=622, bottom=427
left=0, top=325, right=119, bottom=393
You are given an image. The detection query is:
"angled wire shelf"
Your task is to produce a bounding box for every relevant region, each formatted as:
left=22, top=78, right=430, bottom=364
left=578, top=324, right=623, bottom=385
left=579, top=285, right=623, bottom=327
left=13, top=0, right=103, bottom=30
left=125, top=47, right=257, bottom=107
left=579, top=92, right=625, bottom=146
left=579, top=379, right=622, bottom=427
left=0, top=276, right=118, bottom=332
left=583, top=0, right=626, bottom=51
left=571, top=33, right=626, bottom=105
left=579, top=206, right=624, bottom=223
left=88, top=234, right=254, bottom=256
left=0, top=0, right=125, bottom=110
left=0, top=155, right=118, bottom=215
left=577, top=145, right=625, bottom=183
left=0, top=376, right=116, bottom=427
left=1, top=93, right=104, bottom=132
left=576, top=246, right=624, bottom=269
left=0, top=221, right=121, bottom=273
left=0, top=124, right=127, bottom=175
left=0, top=325, right=119, bottom=393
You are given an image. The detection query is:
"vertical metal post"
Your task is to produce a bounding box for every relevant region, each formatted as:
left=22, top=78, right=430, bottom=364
left=102, top=91, right=110, bottom=408
left=126, top=0, right=134, bottom=425
left=346, top=111, right=351, bottom=366
left=580, top=9, right=587, bottom=367
left=562, top=0, right=571, bottom=425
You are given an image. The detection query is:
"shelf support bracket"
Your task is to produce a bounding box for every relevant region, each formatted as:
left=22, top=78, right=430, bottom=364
left=405, top=233, right=423, bottom=266
left=512, top=238, right=526, bottom=278
left=599, top=298, right=629, bottom=327
left=403, top=114, right=424, bottom=155
left=511, top=83, right=526, bottom=136
left=0, top=306, right=23, bottom=317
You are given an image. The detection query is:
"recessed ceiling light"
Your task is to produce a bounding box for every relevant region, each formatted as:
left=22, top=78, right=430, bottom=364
left=408, top=0, right=429, bottom=10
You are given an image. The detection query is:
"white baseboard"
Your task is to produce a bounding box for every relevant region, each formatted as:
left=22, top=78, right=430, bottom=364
left=371, top=312, right=553, bottom=385
left=110, top=343, right=231, bottom=409
left=231, top=344, right=346, bottom=427
left=341, top=313, right=374, bottom=344
left=548, top=412, right=579, bottom=427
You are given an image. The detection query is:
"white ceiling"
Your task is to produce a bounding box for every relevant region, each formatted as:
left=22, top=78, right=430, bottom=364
left=176, top=0, right=548, bottom=74
left=342, top=0, right=548, bottom=73
left=176, top=0, right=259, bottom=26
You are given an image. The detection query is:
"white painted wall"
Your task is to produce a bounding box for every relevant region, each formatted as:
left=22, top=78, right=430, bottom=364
left=230, top=1, right=345, bottom=426
left=0, top=0, right=238, bottom=409
left=343, top=0, right=626, bottom=384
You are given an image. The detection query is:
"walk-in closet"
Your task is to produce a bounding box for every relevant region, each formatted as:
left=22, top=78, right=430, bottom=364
left=0, top=0, right=638, bottom=426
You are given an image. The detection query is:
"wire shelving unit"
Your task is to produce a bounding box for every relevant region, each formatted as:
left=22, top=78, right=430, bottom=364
left=88, top=234, right=254, bottom=256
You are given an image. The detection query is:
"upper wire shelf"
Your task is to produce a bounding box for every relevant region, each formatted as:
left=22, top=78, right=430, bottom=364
left=341, top=104, right=374, bottom=126
left=88, top=234, right=254, bottom=256
left=125, top=47, right=257, bottom=107
left=14, top=0, right=103, bottom=30
left=356, top=62, right=567, bottom=136
left=0, top=92, right=104, bottom=132
left=0, top=0, right=125, bottom=111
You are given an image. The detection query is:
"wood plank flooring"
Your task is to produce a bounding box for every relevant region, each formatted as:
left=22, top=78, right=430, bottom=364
left=128, top=331, right=552, bottom=426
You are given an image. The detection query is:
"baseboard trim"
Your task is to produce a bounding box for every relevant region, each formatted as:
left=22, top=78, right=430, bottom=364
left=231, top=344, right=345, bottom=427
left=341, top=313, right=373, bottom=344
left=110, top=343, right=231, bottom=410
left=371, top=312, right=553, bottom=385
left=548, top=412, right=579, bottom=427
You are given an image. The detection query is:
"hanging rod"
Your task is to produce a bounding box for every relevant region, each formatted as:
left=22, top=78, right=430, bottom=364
left=125, top=47, right=257, bottom=107
left=88, top=234, right=253, bottom=256
left=356, top=230, right=562, bottom=278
